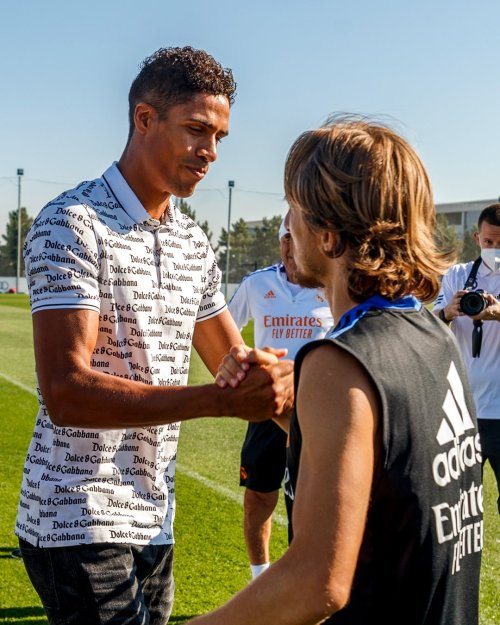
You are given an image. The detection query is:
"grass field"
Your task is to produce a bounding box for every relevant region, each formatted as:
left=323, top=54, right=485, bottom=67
left=0, top=293, right=498, bottom=624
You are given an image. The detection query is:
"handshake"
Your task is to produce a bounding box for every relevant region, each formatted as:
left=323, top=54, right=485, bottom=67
left=215, top=345, right=294, bottom=425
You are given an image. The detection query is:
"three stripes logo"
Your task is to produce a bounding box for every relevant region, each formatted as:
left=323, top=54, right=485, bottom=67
left=432, top=361, right=482, bottom=487
left=264, top=290, right=276, bottom=299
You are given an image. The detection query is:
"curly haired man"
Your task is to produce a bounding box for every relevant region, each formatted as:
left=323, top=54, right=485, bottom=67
left=16, top=47, right=293, bottom=625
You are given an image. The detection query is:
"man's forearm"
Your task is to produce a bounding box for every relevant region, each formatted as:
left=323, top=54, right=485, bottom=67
left=42, top=359, right=293, bottom=429
left=43, top=369, right=226, bottom=428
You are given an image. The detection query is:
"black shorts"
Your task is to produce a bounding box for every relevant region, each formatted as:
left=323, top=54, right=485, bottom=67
left=239, top=420, right=287, bottom=492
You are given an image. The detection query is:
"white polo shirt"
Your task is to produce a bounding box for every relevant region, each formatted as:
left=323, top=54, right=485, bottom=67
left=434, top=260, right=500, bottom=420
left=228, top=263, right=333, bottom=359
left=16, top=163, right=226, bottom=547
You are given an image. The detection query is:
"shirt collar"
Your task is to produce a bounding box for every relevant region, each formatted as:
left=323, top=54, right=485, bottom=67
left=478, top=259, right=498, bottom=278
left=102, top=162, right=174, bottom=227
left=328, top=294, right=422, bottom=339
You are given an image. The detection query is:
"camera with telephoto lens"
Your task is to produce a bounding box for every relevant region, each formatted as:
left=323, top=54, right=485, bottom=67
left=459, top=289, right=488, bottom=316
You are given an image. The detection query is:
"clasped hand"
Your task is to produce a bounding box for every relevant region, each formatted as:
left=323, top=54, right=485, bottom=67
left=215, top=345, right=294, bottom=422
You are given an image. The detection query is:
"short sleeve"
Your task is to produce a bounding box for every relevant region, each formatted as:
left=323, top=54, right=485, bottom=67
left=433, top=268, right=460, bottom=312
left=228, top=278, right=251, bottom=330
left=196, top=243, right=226, bottom=321
left=24, top=201, right=101, bottom=313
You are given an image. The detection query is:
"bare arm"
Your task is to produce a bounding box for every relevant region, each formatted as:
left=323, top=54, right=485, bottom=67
left=192, top=309, right=244, bottom=376
left=187, top=343, right=378, bottom=625
left=34, top=308, right=293, bottom=429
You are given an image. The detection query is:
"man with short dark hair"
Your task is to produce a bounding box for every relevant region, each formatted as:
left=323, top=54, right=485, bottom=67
left=16, top=46, right=293, bottom=625
left=434, top=203, right=500, bottom=514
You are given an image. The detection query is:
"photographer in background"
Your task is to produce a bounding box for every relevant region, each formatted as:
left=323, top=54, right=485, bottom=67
left=433, top=203, right=500, bottom=513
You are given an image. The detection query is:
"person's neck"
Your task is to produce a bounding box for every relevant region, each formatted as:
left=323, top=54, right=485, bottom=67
left=323, top=261, right=357, bottom=322
left=325, top=287, right=357, bottom=322
left=117, top=151, right=171, bottom=222
left=284, top=269, right=297, bottom=285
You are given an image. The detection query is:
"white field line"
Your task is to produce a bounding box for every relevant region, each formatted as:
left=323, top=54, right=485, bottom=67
left=176, top=463, right=288, bottom=527
left=0, top=371, right=288, bottom=527
left=0, top=371, right=37, bottom=396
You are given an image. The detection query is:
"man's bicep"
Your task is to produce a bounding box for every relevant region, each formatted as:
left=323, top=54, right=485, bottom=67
left=33, top=308, right=100, bottom=389
left=290, top=345, right=377, bottom=592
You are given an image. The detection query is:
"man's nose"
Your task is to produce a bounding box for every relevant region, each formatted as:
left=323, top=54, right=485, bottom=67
left=198, top=136, right=218, bottom=163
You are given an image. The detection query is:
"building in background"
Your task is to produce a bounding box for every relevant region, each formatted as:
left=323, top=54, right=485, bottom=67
left=436, top=199, right=499, bottom=235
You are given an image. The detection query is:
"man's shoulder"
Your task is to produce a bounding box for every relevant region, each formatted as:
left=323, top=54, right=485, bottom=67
left=242, top=264, right=280, bottom=284
left=236, top=264, right=281, bottom=294
left=39, top=176, right=107, bottom=216
left=444, top=261, right=475, bottom=282
left=229, top=264, right=279, bottom=306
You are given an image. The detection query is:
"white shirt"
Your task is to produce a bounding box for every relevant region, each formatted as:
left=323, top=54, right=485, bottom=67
left=228, top=263, right=333, bottom=360
left=434, top=260, right=500, bottom=419
left=16, top=163, right=226, bottom=547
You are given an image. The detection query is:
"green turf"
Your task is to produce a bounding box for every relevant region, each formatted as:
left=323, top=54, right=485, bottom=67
left=0, top=296, right=498, bottom=624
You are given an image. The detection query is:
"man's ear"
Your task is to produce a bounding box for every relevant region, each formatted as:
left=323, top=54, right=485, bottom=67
left=321, top=230, right=337, bottom=258
left=133, top=103, right=156, bottom=136
left=473, top=230, right=480, bottom=247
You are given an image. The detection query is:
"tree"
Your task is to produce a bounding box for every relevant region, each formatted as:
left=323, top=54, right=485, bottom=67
left=460, top=226, right=479, bottom=263
left=434, top=213, right=461, bottom=259
left=251, top=215, right=282, bottom=268
left=218, top=214, right=285, bottom=284
left=0, top=207, right=33, bottom=276
left=177, top=199, right=214, bottom=246
left=218, top=218, right=255, bottom=283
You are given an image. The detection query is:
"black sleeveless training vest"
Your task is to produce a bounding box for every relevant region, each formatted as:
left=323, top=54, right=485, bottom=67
left=285, top=299, right=482, bottom=625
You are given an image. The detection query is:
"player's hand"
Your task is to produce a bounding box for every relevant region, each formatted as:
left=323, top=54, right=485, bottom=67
left=215, top=345, right=288, bottom=389
left=223, top=357, right=295, bottom=421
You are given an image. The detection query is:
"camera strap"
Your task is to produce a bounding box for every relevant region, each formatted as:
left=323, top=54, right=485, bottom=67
left=464, top=256, right=482, bottom=289
left=464, top=257, right=483, bottom=358
left=472, top=320, right=483, bottom=357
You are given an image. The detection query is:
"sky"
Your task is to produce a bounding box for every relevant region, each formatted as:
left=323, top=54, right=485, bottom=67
left=1, top=0, right=499, bottom=242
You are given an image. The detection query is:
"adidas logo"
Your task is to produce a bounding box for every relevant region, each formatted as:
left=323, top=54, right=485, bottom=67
left=432, top=361, right=481, bottom=487
left=264, top=290, right=276, bottom=299
left=437, top=361, right=475, bottom=445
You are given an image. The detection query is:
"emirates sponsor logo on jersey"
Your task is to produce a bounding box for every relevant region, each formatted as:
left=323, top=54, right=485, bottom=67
left=264, top=290, right=276, bottom=298
left=263, top=314, right=323, bottom=328
left=431, top=360, right=483, bottom=574
left=264, top=314, right=324, bottom=340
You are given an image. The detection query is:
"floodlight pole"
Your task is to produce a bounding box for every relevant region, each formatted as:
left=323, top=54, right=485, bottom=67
left=224, top=180, right=235, bottom=299
left=16, top=168, right=24, bottom=293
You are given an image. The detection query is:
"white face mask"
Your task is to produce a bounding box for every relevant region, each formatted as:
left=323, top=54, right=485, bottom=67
left=481, top=248, right=500, bottom=272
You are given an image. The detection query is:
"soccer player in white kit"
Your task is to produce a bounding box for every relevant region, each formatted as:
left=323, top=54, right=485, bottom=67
left=228, top=220, right=333, bottom=579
